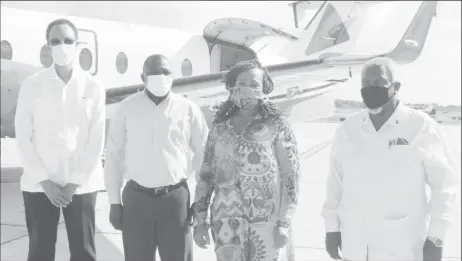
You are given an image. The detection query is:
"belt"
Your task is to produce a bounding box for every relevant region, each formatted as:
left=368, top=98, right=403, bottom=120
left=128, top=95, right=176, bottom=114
left=129, top=179, right=187, bottom=198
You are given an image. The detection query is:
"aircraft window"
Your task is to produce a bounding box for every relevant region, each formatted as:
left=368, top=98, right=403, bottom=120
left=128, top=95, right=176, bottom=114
left=305, top=3, right=351, bottom=56
left=1, top=40, right=13, bottom=60
left=181, top=59, right=193, bottom=77
left=40, top=44, right=53, bottom=68
left=116, top=52, right=128, bottom=74
left=79, top=48, right=93, bottom=71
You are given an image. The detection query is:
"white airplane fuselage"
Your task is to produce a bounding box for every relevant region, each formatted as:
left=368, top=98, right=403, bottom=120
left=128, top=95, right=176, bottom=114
left=1, top=4, right=349, bottom=138
left=4, top=0, right=403, bottom=138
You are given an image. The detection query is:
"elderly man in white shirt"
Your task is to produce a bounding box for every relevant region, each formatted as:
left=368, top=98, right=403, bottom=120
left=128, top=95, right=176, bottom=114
left=15, top=19, right=105, bottom=261
left=321, top=57, right=459, bottom=261
left=104, top=54, right=209, bottom=261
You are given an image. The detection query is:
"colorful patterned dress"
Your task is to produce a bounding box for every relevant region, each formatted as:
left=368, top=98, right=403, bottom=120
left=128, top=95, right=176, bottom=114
left=193, top=114, right=300, bottom=261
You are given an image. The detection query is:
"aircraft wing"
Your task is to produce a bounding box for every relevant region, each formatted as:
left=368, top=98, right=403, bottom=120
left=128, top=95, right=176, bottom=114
left=106, top=1, right=437, bottom=114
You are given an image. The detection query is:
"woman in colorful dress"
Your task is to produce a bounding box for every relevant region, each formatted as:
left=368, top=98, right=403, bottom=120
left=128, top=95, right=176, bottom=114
left=192, top=59, right=300, bottom=261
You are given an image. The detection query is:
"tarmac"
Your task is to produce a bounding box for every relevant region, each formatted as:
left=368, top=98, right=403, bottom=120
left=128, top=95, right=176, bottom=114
left=1, top=122, right=461, bottom=261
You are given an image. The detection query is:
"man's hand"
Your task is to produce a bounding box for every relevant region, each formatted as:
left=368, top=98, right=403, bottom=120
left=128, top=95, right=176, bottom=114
left=59, top=183, right=79, bottom=206
left=423, top=238, right=443, bottom=261
left=273, top=226, right=290, bottom=249
left=193, top=223, right=211, bottom=249
left=109, top=204, right=123, bottom=231
left=325, top=232, right=342, bottom=260
left=40, top=179, right=69, bottom=208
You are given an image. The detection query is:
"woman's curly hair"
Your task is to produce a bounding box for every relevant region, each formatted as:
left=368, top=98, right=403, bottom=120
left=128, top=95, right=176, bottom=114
left=211, top=59, right=285, bottom=124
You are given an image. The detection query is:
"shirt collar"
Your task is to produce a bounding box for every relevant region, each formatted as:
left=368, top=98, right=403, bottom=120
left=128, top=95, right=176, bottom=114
left=385, top=101, right=410, bottom=126
left=361, top=101, right=410, bottom=127
left=143, top=89, right=174, bottom=106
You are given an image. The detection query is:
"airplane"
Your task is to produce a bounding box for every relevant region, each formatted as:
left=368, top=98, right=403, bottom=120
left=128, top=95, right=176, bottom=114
left=1, top=1, right=438, bottom=140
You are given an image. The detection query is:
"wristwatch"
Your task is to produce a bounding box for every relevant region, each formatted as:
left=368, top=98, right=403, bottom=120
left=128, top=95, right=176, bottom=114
left=428, top=237, right=444, bottom=247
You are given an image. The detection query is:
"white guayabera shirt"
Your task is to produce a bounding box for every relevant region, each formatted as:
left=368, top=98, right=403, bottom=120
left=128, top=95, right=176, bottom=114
left=322, top=102, right=458, bottom=261
left=15, top=65, right=106, bottom=194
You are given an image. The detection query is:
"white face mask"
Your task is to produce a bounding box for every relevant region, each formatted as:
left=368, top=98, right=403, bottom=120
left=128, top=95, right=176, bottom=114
left=146, top=75, right=174, bottom=96
left=51, top=44, right=77, bottom=66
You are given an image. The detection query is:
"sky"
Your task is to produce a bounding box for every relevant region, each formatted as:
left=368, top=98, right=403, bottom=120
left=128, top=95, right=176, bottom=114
left=0, top=1, right=297, bottom=34
left=334, top=1, right=461, bottom=105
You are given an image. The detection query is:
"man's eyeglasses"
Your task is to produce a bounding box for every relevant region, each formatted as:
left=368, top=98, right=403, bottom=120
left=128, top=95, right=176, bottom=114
left=147, top=68, right=172, bottom=76
left=49, top=38, right=76, bottom=46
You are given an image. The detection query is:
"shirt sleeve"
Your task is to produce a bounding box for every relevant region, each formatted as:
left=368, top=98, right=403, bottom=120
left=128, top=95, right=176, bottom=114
left=417, top=119, right=459, bottom=240
left=321, top=125, right=348, bottom=233
left=192, top=124, right=217, bottom=227
left=14, top=77, right=50, bottom=185
left=68, top=81, right=106, bottom=186
left=274, top=118, right=301, bottom=228
left=189, top=103, right=209, bottom=178
left=103, top=104, right=127, bottom=205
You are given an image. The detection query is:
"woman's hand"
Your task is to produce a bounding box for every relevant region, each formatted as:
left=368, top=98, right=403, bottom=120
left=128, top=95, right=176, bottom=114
left=273, top=225, right=290, bottom=249
left=193, top=223, right=211, bottom=249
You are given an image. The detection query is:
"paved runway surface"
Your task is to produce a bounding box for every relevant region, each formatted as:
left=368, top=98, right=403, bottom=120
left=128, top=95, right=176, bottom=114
left=1, top=122, right=460, bottom=261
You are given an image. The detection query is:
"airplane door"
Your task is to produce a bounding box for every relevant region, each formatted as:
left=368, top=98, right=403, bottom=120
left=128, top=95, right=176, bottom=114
left=77, top=28, right=98, bottom=76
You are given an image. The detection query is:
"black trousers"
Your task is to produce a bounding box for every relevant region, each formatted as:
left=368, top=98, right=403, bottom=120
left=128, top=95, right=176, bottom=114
left=22, top=191, right=97, bottom=261
left=121, top=180, right=193, bottom=261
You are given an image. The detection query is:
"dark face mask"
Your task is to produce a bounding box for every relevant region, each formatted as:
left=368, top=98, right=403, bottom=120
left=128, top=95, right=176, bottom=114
left=361, top=86, right=394, bottom=109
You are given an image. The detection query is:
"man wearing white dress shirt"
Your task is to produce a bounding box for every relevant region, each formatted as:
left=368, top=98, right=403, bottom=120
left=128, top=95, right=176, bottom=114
left=15, top=19, right=106, bottom=261
left=104, top=54, right=209, bottom=261
left=322, top=57, right=458, bottom=261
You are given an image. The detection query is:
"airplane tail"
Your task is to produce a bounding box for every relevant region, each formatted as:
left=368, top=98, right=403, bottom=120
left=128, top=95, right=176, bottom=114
left=386, top=1, right=438, bottom=63
left=321, top=1, right=438, bottom=66
left=282, top=1, right=379, bottom=61
left=282, top=1, right=438, bottom=64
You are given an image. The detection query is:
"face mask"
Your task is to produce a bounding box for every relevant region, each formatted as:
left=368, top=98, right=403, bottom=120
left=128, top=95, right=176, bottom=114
left=230, top=87, right=263, bottom=110
left=146, top=75, right=173, bottom=96
left=51, top=44, right=77, bottom=66
left=361, top=86, right=394, bottom=111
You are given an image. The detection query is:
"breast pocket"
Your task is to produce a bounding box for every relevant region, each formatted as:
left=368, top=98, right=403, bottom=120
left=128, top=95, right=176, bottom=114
left=386, top=145, right=422, bottom=191
left=69, top=99, right=93, bottom=130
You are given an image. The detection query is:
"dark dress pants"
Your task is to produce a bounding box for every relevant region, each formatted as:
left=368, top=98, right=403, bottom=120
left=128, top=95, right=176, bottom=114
left=121, top=180, right=193, bottom=261
left=22, top=191, right=97, bottom=261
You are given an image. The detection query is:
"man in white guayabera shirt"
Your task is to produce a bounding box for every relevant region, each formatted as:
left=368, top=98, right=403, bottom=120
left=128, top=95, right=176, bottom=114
left=104, top=54, right=209, bottom=261
left=15, top=19, right=105, bottom=261
left=322, top=57, right=459, bottom=261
